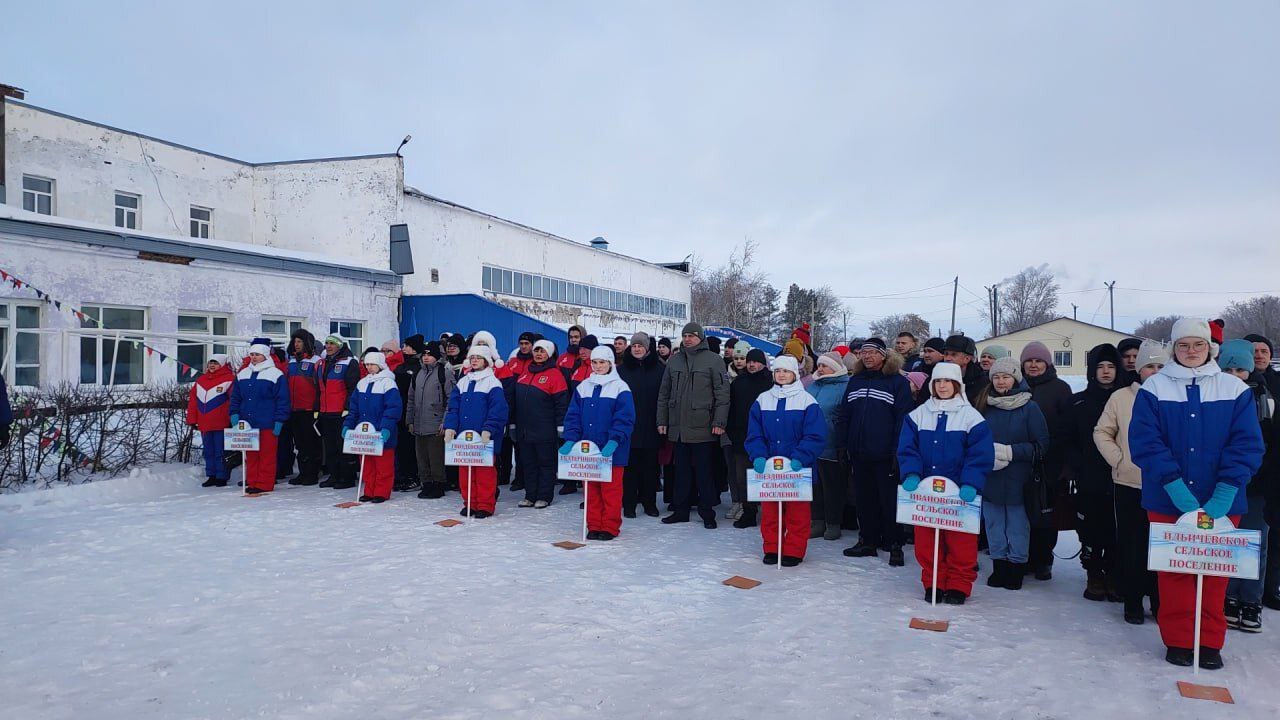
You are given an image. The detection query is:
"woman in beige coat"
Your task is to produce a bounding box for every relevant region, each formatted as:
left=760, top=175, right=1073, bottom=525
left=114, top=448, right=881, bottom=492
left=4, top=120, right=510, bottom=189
left=1093, top=339, right=1167, bottom=625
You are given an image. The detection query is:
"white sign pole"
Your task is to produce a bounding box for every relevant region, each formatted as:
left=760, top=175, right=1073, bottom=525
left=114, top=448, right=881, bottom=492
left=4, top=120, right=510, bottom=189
left=931, top=527, right=940, bottom=607
left=582, top=480, right=589, bottom=543
left=356, top=455, right=366, bottom=504
left=777, top=501, right=783, bottom=570
left=1192, top=573, right=1203, bottom=675
left=242, top=449, right=248, bottom=497
left=467, top=466, right=473, bottom=521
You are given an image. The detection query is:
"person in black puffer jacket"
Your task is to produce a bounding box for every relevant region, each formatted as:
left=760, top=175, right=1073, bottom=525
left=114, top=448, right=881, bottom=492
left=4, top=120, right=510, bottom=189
left=392, top=335, right=426, bottom=491
left=618, top=332, right=665, bottom=517
left=727, top=348, right=776, bottom=528
left=1020, top=341, right=1074, bottom=580
left=1065, top=343, right=1123, bottom=602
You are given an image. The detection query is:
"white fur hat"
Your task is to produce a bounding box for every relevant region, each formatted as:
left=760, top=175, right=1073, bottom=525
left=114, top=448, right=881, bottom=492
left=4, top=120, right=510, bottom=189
left=248, top=343, right=271, bottom=358
left=208, top=353, right=229, bottom=367
left=466, top=344, right=496, bottom=366
left=362, top=351, right=389, bottom=372
left=929, top=362, right=967, bottom=402
left=773, top=355, right=800, bottom=375
left=534, top=339, right=557, bottom=356
left=1170, top=317, right=1211, bottom=344
left=590, top=345, right=615, bottom=364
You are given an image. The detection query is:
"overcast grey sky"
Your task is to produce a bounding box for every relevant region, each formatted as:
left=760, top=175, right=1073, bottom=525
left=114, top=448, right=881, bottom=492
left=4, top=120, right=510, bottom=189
left=4, top=1, right=1278, bottom=335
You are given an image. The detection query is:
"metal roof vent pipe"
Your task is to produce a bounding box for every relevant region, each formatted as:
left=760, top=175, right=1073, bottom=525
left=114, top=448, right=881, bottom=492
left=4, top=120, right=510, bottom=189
left=590, top=236, right=609, bottom=251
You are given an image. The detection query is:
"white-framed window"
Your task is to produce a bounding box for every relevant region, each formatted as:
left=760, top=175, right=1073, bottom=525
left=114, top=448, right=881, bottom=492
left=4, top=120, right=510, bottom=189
left=177, top=312, right=231, bottom=382
left=190, top=205, right=212, bottom=239
left=114, top=192, right=140, bottom=230
left=0, top=301, right=41, bottom=387
left=79, top=305, right=148, bottom=385
left=330, top=320, right=365, bottom=355
left=1054, top=350, right=1073, bottom=368
left=22, top=175, right=54, bottom=215
left=261, top=316, right=305, bottom=347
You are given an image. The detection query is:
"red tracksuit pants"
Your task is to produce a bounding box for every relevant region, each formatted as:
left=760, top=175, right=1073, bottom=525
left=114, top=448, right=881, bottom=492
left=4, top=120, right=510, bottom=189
left=1149, top=511, right=1240, bottom=651
left=586, top=467, right=624, bottom=536
left=459, top=465, right=498, bottom=513
left=915, top=525, right=978, bottom=596
left=245, top=431, right=279, bottom=492
left=762, top=500, right=811, bottom=559
left=359, top=449, right=396, bottom=500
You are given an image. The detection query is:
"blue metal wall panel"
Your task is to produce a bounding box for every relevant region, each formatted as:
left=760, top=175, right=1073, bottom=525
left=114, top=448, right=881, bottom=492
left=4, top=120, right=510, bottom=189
left=701, top=325, right=783, bottom=356
left=399, top=294, right=568, bottom=356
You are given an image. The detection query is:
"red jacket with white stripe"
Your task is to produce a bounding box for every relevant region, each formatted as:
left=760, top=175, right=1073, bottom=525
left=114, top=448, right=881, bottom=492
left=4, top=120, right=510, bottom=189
left=186, top=365, right=235, bottom=431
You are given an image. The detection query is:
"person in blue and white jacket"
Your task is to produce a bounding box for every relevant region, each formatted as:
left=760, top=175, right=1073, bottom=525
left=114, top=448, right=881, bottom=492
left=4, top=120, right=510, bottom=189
left=229, top=344, right=291, bottom=495
left=561, top=345, right=636, bottom=540
left=342, top=351, right=403, bottom=504
left=746, top=355, right=827, bottom=566
left=897, top=362, right=994, bottom=604
left=443, top=345, right=509, bottom=518
left=1129, top=318, right=1264, bottom=670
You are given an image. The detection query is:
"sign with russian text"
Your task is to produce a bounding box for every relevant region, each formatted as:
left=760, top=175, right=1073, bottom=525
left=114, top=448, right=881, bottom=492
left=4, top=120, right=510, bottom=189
left=557, top=440, right=612, bottom=483
left=747, top=456, right=813, bottom=502
left=1149, top=512, right=1261, bottom=580
left=224, top=421, right=260, bottom=452
left=445, top=430, right=494, bottom=466
left=342, top=421, right=384, bottom=456
left=896, top=475, right=981, bottom=534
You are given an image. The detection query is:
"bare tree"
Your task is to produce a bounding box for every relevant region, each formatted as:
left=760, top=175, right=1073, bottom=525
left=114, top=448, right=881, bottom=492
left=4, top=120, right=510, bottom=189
left=868, top=313, right=932, bottom=341
left=1134, top=314, right=1181, bottom=342
left=983, top=264, right=1061, bottom=334
left=780, top=283, right=845, bottom=350
left=690, top=240, right=779, bottom=338
left=1220, top=295, right=1280, bottom=340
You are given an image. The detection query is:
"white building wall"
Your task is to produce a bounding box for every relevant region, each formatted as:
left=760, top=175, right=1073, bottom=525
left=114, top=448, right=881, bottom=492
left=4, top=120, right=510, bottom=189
left=0, top=231, right=400, bottom=387
left=400, top=194, right=691, bottom=338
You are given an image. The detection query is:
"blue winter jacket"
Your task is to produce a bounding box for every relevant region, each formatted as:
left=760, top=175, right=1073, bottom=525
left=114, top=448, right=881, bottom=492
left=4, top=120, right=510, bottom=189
left=343, top=369, right=403, bottom=449
left=833, top=358, right=915, bottom=459
left=229, top=360, right=290, bottom=430
left=745, top=384, right=828, bottom=468
left=563, top=372, right=636, bottom=466
left=1129, top=361, right=1264, bottom=516
left=444, top=368, right=510, bottom=455
left=807, top=373, right=849, bottom=461
left=898, top=397, right=994, bottom=493
left=979, top=386, right=1050, bottom=505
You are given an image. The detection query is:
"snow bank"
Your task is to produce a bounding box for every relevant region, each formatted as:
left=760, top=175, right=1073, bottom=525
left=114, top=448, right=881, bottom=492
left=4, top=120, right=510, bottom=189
left=1, top=472, right=1276, bottom=719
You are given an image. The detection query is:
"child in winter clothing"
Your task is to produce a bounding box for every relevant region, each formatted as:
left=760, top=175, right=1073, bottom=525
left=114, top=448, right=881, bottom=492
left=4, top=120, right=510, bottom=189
left=342, top=351, right=403, bottom=503
left=561, top=346, right=636, bottom=539
left=187, top=354, right=235, bottom=487
left=976, top=357, right=1049, bottom=589
left=408, top=341, right=456, bottom=499
left=1130, top=319, right=1265, bottom=669
left=443, top=345, right=509, bottom=516
left=807, top=351, right=851, bottom=540
left=229, top=344, right=291, bottom=495
left=727, top=348, right=775, bottom=528
left=1066, top=344, right=1124, bottom=602
left=898, top=362, right=994, bottom=603
left=511, top=339, right=570, bottom=507
left=746, top=355, right=827, bottom=566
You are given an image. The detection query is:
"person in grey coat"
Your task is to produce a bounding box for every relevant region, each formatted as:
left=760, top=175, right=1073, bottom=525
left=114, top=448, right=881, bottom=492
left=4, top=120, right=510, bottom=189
left=407, top=341, right=456, bottom=498
left=657, top=322, right=730, bottom=528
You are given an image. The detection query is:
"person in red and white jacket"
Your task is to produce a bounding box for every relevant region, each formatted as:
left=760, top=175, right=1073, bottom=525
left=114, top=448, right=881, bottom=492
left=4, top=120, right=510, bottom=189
left=510, top=339, right=570, bottom=507
left=286, top=329, right=322, bottom=485
left=315, top=334, right=361, bottom=490
left=342, top=351, right=403, bottom=503
left=186, top=354, right=235, bottom=488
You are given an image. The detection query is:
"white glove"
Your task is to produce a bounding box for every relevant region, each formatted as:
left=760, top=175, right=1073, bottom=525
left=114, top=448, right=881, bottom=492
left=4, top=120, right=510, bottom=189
left=994, top=443, right=1013, bottom=462
left=993, top=456, right=1010, bottom=471
left=443, top=429, right=456, bottom=442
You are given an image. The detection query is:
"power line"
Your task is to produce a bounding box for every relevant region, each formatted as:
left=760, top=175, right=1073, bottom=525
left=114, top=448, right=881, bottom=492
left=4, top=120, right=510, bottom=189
left=835, top=281, right=955, bottom=300
left=1116, top=286, right=1280, bottom=296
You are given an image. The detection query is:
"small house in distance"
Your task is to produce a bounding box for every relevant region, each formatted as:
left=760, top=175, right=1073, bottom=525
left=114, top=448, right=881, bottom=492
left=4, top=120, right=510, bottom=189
left=978, top=317, right=1137, bottom=376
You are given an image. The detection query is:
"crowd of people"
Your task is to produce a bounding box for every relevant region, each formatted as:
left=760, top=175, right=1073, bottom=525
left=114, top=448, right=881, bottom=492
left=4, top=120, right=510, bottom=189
left=176, top=317, right=1278, bottom=669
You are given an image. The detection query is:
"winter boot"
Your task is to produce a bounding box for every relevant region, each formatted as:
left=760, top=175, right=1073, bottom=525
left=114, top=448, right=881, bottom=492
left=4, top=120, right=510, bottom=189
left=888, top=546, right=905, bottom=567
left=1033, top=564, right=1052, bottom=581
left=559, top=482, right=578, bottom=495
left=210, top=479, right=227, bottom=487
left=418, top=483, right=444, bottom=499
left=534, top=500, right=549, bottom=509
left=662, top=512, right=690, bottom=524
left=943, top=590, right=966, bottom=605
left=643, top=504, right=660, bottom=517
left=1198, top=648, right=1224, bottom=670
left=624, top=507, right=637, bottom=519
left=824, top=525, right=842, bottom=541
left=725, top=502, right=741, bottom=520
left=987, top=560, right=1008, bottom=588
left=1106, top=574, right=1123, bottom=603
left=763, top=553, right=778, bottom=565
left=1123, top=600, right=1145, bottom=625
left=1224, top=597, right=1242, bottom=629
left=510, top=479, right=525, bottom=491
left=471, top=510, right=492, bottom=519
left=1083, top=570, right=1108, bottom=601
left=245, top=487, right=268, bottom=496
left=1238, top=603, right=1262, bottom=633
left=843, top=540, right=878, bottom=558
left=781, top=556, right=802, bottom=567
left=1164, top=647, right=1194, bottom=667
left=202, top=477, right=218, bottom=487
left=924, top=587, right=939, bottom=603
left=360, top=495, right=374, bottom=503
left=370, top=496, right=387, bottom=503
left=319, top=477, right=338, bottom=488
left=1264, top=593, right=1280, bottom=611
left=703, top=518, right=718, bottom=530
left=733, top=505, right=757, bottom=528
left=517, top=499, right=535, bottom=508
left=1004, top=563, right=1025, bottom=590
left=810, top=519, right=826, bottom=539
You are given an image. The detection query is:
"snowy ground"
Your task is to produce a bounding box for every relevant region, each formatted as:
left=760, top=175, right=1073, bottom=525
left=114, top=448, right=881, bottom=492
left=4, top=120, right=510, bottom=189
left=2, top=465, right=1276, bottom=720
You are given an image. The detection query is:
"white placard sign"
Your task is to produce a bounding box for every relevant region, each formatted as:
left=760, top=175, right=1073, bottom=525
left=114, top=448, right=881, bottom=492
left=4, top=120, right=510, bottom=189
left=557, top=440, right=612, bottom=483
left=342, top=421, right=385, bottom=456
left=224, top=421, right=260, bottom=452
left=445, top=430, right=495, bottom=466
left=1149, top=511, right=1262, bottom=580
left=747, top=456, right=813, bottom=502
left=895, top=475, right=982, bottom=534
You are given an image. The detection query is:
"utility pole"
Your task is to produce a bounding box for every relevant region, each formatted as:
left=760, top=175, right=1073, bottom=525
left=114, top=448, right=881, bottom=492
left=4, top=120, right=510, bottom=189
left=949, top=276, right=959, bottom=336
left=842, top=311, right=848, bottom=343
left=1072, top=303, right=1078, bottom=321
left=985, top=285, right=997, bottom=337
left=992, top=285, right=999, bottom=335
left=1106, top=281, right=1117, bottom=330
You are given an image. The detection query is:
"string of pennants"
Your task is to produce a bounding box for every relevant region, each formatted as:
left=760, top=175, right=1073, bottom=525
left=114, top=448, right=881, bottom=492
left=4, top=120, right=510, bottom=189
left=0, top=266, right=202, bottom=379
left=14, top=410, right=97, bottom=469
